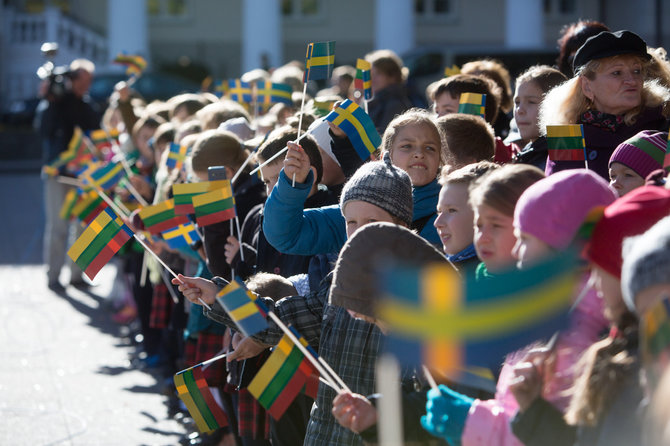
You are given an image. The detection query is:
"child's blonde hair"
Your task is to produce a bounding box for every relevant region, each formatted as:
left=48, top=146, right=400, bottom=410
left=379, top=108, right=448, bottom=166
left=469, top=164, right=545, bottom=216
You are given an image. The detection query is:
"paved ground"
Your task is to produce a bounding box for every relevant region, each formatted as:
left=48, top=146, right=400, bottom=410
left=0, top=171, right=189, bottom=445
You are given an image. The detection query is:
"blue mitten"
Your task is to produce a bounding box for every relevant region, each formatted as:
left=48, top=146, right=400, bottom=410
left=421, top=384, right=474, bottom=446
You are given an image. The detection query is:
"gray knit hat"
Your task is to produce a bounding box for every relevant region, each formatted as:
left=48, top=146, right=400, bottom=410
left=329, top=222, right=449, bottom=317
left=340, top=153, right=413, bottom=226
left=621, top=215, right=670, bottom=312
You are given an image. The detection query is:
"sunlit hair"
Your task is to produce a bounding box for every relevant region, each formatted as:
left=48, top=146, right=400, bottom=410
left=469, top=164, right=544, bottom=217
left=461, top=59, right=513, bottom=113
left=379, top=108, right=447, bottom=166
left=539, top=54, right=670, bottom=132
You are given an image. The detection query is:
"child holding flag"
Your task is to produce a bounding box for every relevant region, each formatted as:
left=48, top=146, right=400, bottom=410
left=423, top=169, right=615, bottom=446
left=174, top=156, right=418, bottom=446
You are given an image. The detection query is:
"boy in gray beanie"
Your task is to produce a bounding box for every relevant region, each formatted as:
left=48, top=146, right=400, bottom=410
left=339, top=153, right=414, bottom=235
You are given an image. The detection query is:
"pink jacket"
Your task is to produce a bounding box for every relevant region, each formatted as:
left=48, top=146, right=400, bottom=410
left=461, top=273, right=608, bottom=446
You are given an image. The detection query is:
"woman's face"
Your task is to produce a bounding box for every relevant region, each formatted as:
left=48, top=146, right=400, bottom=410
left=581, top=55, right=644, bottom=115
left=513, top=81, right=543, bottom=142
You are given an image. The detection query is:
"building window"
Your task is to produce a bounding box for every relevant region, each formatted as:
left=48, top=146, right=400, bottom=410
left=282, top=0, right=323, bottom=18
left=148, top=0, right=188, bottom=18
left=415, top=0, right=456, bottom=23
left=415, top=0, right=452, bottom=16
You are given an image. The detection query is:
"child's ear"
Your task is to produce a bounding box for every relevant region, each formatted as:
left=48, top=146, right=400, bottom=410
left=309, top=166, right=318, bottom=182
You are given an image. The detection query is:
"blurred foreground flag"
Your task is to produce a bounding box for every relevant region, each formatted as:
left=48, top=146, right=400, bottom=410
left=376, top=251, right=577, bottom=375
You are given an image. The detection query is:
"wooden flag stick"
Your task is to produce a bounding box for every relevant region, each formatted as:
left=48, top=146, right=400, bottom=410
left=293, top=83, right=309, bottom=187
left=422, top=365, right=439, bottom=391
left=249, top=129, right=315, bottom=175
left=234, top=215, right=245, bottom=262
left=229, top=219, right=236, bottom=281
left=267, top=311, right=343, bottom=393
left=231, top=151, right=256, bottom=184
left=133, top=233, right=212, bottom=311
left=201, top=350, right=228, bottom=371
left=377, top=354, right=404, bottom=446
left=56, top=176, right=84, bottom=187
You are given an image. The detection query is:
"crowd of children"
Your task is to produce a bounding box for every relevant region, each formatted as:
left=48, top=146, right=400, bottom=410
left=46, top=23, right=670, bottom=446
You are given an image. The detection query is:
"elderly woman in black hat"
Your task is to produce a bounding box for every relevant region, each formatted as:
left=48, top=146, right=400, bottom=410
left=536, top=30, right=670, bottom=179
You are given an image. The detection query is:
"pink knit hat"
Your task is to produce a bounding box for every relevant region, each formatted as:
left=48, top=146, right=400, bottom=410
left=514, top=169, right=617, bottom=250
left=609, top=130, right=667, bottom=179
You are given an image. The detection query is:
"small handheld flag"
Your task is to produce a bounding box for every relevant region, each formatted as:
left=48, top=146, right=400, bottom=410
left=161, top=222, right=201, bottom=249
left=113, top=53, right=147, bottom=76
left=325, top=99, right=381, bottom=160
left=354, top=59, right=372, bottom=100
left=192, top=182, right=236, bottom=227
left=458, top=92, right=486, bottom=118
left=444, top=65, right=461, bottom=77
left=303, top=41, right=336, bottom=82
left=166, top=142, right=188, bottom=170
left=248, top=327, right=319, bottom=420
left=67, top=208, right=133, bottom=280
left=80, top=161, right=125, bottom=191
left=87, top=128, right=120, bottom=153
left=45, top=127, right=95, bottom=174
left=547, top=124, right=586, bottom=161
left=216, top=279, right=268, bottom=337
left=138, top=199, right=190, bottom=234
left=256, top=81, right=293, bottom=106
left=377, top=251, right=577, bottom=375
left=227, top=79, right=253, bottom=104
left=172, top=180, right=230, bottom=215
left=174, top=365, right=229, bottom=433
left=71, top=190, right=108, bottom=225
left=213, top=79, right=228, bottom=98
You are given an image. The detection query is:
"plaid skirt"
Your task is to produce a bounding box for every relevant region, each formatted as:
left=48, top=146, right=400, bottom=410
left=149, top=281, right=173, bottom=329
left=237, top=388, right=270, bottom=440
left=196, top=332, right=226, bottom=387
left=183, top=337, right=198, bottom=368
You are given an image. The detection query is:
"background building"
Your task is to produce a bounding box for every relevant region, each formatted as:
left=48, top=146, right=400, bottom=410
left=1, top=0, right=669, bottom=114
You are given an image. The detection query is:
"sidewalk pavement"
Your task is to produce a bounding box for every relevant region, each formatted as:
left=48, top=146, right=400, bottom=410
left=0, top=262, right=190, bottom=445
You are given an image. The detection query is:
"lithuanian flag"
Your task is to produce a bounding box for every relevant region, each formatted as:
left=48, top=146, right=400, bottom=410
left=458, top=92, right=486, bottom=118
left=138, top=199, right=189, bottom=234
left=248, top=326, right=319, bottom=420
left=172, top=180, right=230, bottom=215
left=67, top=208, right=133, bottom=280
left=546, top=124, right=586, bottom=161
left=192, top=182, right=236, bottom=227
left=174, top=365, right=229, bottom=433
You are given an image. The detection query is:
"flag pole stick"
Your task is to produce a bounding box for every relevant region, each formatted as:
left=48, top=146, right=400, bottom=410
left=91, top=184, right=130, bottom=218
left=376, top=354, right=404, bottom=445
left=56, top=176, right=84, bottom=187
left=139, top=251, right=148, bottom=287
left=234, top=216, right=245, bottom=262
left=229, top=220, right=236, bottom=281
left=133, top=233, right=212, bottom=311
left=292, top=83, right=309, bottom=187
left=267, top=311, right=343, bottom=393
left=231, top=151, right=255, bottom=184
left=201, top=350, right=228, bottom=371
left=422, top=365, right=439, bottom=391
left=249, top=129, right=315, bottom=176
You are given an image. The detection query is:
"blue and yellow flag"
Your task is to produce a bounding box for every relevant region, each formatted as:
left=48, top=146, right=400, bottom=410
left=161, top=222, right=201, bottom=249
left=216, top=279, right=268, bottom=337
left=354, top=58, right=372, bottom=100
left=256, top=81, right=293, bottom=106
left=166, top=142, right=188, bottom=170
left=325, top=99, right=381, bottom=160
left=213, top=79, right=228, bottom=98
left=227, top=79, right=252, bottom=103
left=377, top=251, right=577, bottom=375
left=458, top=92, right=486, bottom=118
left=303, top=41, right=335, bottom=82
left=80, top=161, right=125, bottom=191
